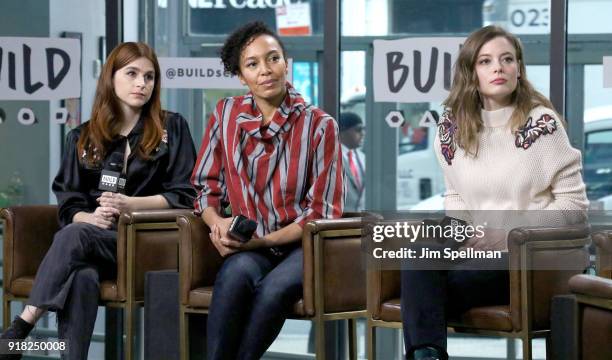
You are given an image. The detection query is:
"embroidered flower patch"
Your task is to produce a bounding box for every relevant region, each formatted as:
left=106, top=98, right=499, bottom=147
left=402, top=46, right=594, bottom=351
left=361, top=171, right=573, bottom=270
left=437, top=110, right=457, bottom=165
left=515, top=113, right=557, bottom=149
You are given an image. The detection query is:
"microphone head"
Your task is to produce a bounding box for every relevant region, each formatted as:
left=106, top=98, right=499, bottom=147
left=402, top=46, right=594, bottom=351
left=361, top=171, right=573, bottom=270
left=107, top=151, right=124, bottom=172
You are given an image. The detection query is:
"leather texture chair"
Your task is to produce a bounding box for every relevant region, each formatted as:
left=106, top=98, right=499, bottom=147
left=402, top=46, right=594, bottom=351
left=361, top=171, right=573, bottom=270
left=367, top=222, right=591, bottom=360
left=570, top=274, right=612, bottom=359
left=593, top=230, right=612, bottom=279
left=1, top=205, right=192, bottom=360
left=177, top=213, right=365, bottom=360
left=549, top=230, right=612, bottom=360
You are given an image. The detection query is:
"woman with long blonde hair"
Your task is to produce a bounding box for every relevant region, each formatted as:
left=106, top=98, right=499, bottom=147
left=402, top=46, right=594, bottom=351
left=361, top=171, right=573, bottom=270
left=400, top=26, right=588, bottom=360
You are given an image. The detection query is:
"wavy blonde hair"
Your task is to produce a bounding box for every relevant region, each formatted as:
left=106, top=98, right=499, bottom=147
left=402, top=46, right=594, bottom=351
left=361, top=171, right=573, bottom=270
left=443, top=25, right=556, bottom=156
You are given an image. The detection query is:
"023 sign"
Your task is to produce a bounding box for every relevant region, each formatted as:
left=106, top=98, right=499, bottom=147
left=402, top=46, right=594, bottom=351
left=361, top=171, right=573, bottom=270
left=508, top=2, right=550, bottom=35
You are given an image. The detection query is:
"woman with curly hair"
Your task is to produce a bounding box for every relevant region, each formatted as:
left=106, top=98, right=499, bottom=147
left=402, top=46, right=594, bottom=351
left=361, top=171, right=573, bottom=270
left=400, top=26, right=588, bottom=360
left=191, top=21, right=344, bottom=359
left=0, top=42, right=196, bottom=360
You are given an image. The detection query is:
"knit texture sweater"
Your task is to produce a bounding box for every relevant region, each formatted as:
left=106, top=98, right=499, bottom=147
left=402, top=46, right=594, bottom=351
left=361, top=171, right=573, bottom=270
left=434, top=105, right=588, bottom=228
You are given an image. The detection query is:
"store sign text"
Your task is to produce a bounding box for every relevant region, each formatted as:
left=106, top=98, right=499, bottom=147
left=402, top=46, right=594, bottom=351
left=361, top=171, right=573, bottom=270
left=373, top=37, right=464, bottom=103
left=0, top=37, right=81, bottom=101
left=188, top=0, right=302, bottom=9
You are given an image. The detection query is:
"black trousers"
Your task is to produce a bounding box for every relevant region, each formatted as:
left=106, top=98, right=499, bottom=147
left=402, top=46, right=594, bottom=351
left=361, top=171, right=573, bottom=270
left=400, top=253, right=509, bottom=354
left=28, top=223, right=117, bottom=360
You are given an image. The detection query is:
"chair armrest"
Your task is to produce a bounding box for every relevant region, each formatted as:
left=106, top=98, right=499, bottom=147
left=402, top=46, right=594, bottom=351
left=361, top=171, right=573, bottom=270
left=115, top=209, right=191, bottom=301
left=1, top=206, right=59, bottom=294
left=302, top=215, right=364, bottom=316
left=593, top=231, right=612, bottom=278
left=569, top=274, right=612, bottom=301
left=177, top=213, right=223, bottom=306
left=119, top=209, right=194, bottom=225
left=507, top=224, right=591, bottom=331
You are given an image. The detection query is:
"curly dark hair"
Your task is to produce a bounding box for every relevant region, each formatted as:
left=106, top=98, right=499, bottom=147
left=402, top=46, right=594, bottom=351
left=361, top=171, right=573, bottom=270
left=219, top=21, right=287, bottom=76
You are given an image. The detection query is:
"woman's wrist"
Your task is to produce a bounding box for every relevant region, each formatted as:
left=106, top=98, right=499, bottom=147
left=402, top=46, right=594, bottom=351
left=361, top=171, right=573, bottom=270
left=256, top=235, right=271, bottom=247
left=72, top=211, right=90, bottom=224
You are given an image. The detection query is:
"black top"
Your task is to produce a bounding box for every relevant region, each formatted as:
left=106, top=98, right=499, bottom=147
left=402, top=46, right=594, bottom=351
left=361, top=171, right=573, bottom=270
left=52, top=111, right=197, bottom=227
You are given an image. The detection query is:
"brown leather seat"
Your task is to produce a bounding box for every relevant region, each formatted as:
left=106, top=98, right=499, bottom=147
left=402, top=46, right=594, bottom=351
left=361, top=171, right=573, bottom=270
left=366, top=222, right=590, bottom=360
left=551, top=230, right=612, bottom=360
left=1, top=205, right=193, bottom=360
left=177, top=212, right=366, bottom=360
left=567, top=274, right=612, bottom=360
left=594, top=230, right=612, bottom=279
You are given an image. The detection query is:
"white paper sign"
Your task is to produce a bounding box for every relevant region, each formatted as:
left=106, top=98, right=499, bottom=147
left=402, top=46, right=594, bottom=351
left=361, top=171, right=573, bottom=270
left=276, top=2, right=312, bottom=36
left=373, top=37, right=464, bottom=103
left=159, top=57, right=292, bottom=89
left=0, top=37, right=81, bottom=100
left=604, top=56, right=612, bottom=88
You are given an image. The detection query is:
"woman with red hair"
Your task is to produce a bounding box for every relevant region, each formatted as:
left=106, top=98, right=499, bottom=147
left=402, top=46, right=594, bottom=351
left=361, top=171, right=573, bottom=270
left=0, top=42, right=196, bottom=360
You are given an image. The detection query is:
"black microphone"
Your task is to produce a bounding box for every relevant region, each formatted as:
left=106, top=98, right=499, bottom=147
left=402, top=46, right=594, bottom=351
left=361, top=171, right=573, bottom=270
left=98, top=150, right=127, bottom=194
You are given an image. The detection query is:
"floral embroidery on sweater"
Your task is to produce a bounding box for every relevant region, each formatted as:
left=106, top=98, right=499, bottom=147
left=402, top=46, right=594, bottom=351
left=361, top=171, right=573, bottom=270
left=437, top=110, right=457, bottom=165
left=514, top=113, right=557, bottom=149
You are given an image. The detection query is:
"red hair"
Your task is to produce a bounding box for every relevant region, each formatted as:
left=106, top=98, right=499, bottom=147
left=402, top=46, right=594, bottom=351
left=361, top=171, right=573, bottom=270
left=77, top=42, right=164, bottom=165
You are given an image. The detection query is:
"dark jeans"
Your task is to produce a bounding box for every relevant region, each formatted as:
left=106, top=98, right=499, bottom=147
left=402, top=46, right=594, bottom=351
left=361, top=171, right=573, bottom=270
left=400, top=253, right=509, bottom=353
left=28, top=223, right=117, bottom=360
left=207, top=247, right=303, bottom=360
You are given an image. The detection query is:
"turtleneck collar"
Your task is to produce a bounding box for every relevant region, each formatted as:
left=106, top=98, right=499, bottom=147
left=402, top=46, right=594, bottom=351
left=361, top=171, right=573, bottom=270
left=481, top=106, right=515, bottom=128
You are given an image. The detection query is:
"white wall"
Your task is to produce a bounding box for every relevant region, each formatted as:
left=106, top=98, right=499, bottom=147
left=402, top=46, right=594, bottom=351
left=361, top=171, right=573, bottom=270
left=48, top=0, right=105, bottom=203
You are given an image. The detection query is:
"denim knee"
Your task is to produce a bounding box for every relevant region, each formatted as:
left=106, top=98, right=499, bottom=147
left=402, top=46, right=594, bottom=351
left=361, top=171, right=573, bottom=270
left=214, top=252, right=267, bottom=294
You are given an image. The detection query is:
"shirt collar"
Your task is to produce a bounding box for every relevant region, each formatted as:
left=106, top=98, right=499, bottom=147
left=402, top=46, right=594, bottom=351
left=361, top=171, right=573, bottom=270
left=236, top=82, right=305, bottom=140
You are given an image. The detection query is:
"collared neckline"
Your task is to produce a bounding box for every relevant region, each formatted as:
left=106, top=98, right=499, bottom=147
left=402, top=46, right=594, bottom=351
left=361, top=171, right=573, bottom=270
left=236, top=82, right=305, bottom=140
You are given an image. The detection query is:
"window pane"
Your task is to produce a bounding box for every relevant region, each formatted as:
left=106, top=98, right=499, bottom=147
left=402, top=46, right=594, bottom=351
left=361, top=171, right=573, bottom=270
left=567, top=0, right=612, bottom=205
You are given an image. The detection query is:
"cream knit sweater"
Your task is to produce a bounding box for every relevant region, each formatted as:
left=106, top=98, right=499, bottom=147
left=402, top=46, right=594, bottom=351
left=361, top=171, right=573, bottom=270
left=434, top=105, right=589, bottom=228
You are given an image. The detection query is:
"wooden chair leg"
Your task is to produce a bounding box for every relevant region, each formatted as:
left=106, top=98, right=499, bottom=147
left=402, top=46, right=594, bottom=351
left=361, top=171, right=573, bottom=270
left=348, top=318, right=358, bottom=360
left=3, top=299, right=10, bottom=330
left=315, top=318, right=326, bottom=360
left=180, top=308, right=189, bottom=360
left=522, top=335, right=532, bottom=360
left=124, top=304, right=134, bottom=360
left=367, top=320, right=376, bottom=360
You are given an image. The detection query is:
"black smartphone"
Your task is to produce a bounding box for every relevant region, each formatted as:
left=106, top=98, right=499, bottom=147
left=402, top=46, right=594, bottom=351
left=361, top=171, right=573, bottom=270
left=228, top=215, right=257, bottom=243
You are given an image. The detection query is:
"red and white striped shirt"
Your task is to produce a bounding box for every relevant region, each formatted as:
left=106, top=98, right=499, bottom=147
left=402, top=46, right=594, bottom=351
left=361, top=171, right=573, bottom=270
left=191, top=84, right=345, bottom=236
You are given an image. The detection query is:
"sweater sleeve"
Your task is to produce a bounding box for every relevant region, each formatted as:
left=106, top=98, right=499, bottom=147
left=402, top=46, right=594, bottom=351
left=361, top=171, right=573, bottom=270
left=534, top=108, right=588, bottom=225
left=433, top=125, right=472, bottom=223
left=496, top=107, right=589, bottom=230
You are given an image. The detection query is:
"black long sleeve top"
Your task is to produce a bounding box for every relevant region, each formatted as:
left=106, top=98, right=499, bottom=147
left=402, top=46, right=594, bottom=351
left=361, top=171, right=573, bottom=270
left=52, top=111, right=197, bottom=228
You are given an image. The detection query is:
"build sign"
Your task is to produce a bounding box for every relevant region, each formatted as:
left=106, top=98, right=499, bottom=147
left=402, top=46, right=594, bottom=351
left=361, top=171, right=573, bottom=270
left=373, top=37, right=464, bottom=103
left=0, top=37, right=81, bottom=101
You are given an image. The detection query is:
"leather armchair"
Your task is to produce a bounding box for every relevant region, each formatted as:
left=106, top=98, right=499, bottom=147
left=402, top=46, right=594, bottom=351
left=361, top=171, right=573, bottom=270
left=366, top=223, right=591, bottom=360
left=549, top=230, right=612, bottom=360
left=1, top=205, right=192, bottom=360
left=177, top=213, right=365, bottom=360
left=593, top=230, right=612, bottom=278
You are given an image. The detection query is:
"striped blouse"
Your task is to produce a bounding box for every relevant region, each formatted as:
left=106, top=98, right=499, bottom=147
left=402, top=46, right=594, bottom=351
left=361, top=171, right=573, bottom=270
left=191, top=83, right=345, bottom=236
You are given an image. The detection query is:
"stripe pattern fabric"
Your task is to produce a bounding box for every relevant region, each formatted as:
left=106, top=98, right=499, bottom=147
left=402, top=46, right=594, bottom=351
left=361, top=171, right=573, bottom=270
left=192, top=83, right=345, bottom=236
